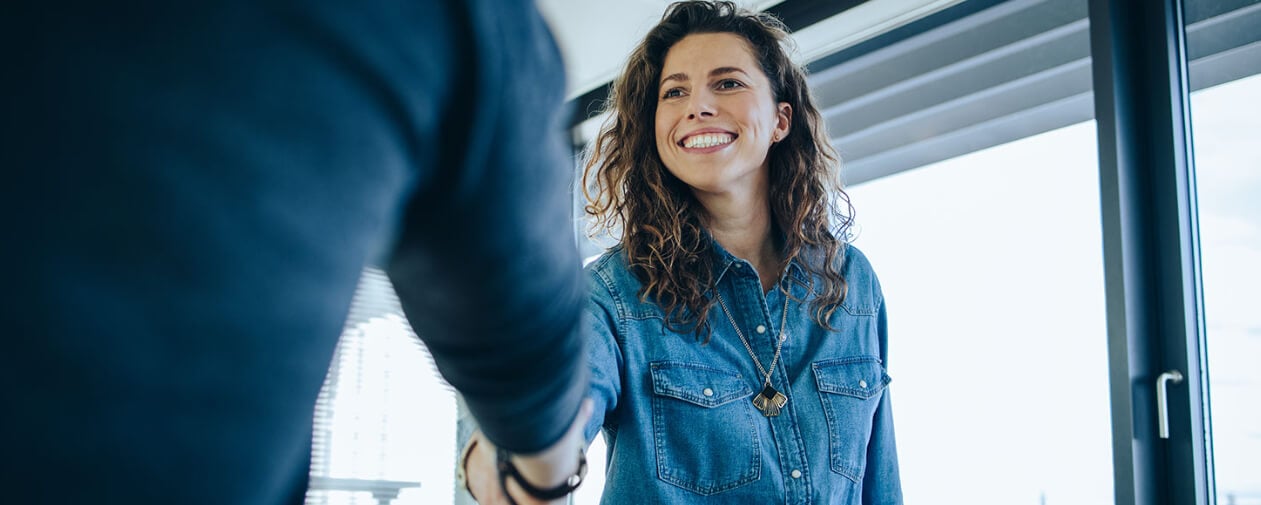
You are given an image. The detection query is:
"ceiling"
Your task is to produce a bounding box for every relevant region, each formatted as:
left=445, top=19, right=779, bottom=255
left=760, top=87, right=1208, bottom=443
left=535, top=0, right=956, bottom=100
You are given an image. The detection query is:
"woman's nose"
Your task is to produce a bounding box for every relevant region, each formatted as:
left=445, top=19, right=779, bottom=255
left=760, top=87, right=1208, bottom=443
left=686, top=91, right=716, bottom=120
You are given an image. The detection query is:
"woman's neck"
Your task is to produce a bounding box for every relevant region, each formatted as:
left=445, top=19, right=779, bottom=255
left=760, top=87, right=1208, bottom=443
left=697, top=190, right=782, bottom=293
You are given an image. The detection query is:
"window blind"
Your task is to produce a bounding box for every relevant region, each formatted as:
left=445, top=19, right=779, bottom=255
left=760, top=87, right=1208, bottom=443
left=307, top=268, right=457, bottom=505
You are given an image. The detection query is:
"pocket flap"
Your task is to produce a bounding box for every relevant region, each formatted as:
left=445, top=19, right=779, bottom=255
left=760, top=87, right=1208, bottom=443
left=650, top=362, right=753, bottom=408
left=813, top=357, right=890, bottom=400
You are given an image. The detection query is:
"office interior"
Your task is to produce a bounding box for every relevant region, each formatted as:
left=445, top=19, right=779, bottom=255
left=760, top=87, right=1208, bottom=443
left=304, top=1, right=1261, bottom=504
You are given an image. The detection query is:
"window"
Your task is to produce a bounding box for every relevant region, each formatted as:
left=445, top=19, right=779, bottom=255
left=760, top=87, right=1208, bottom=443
left=307, top=269, right=456, bottom=505
left=1189, top=72, right=1261, bottom=505
left=846, top=122, right=1113, bottom=504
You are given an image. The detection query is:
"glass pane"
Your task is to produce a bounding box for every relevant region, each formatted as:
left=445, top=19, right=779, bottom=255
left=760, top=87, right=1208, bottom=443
left=845, top=122, right=1114, bottom=504
left=1189, top=72, right=1261, bottom=505
left=307, top=270, right=457, bottom=505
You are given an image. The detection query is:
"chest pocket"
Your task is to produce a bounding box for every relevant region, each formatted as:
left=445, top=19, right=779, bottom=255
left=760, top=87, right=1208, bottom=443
left=813, top=356, right=890, bottom=482
left=649, top=361, right=760, bottom=495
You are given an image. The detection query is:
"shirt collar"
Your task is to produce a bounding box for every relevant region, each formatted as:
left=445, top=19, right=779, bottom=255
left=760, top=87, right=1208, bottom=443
left=705, top=231, right=812, bottom=292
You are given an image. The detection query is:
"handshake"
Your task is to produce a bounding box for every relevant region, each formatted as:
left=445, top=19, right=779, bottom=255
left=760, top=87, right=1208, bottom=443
left=459, top=400, right=595, bottom=505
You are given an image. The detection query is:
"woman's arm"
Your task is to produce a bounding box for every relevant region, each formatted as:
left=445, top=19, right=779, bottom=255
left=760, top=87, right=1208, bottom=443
left=862, top=298, right=904, bottom=504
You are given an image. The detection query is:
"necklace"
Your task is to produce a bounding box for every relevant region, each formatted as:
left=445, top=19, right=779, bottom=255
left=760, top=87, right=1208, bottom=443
left=715, top=283, right=791, bottom=417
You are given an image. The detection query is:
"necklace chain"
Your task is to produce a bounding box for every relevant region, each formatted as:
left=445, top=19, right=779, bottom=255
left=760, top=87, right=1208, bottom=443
left=715, top=281, right=791, bottom=388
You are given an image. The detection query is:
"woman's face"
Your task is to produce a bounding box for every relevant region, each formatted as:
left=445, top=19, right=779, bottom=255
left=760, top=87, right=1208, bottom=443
left=654, top=32, right=791, bottom=199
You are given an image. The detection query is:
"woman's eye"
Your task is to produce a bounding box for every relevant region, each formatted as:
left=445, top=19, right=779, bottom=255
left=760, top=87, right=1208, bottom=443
left=662, top=88, right=684, bottom=99
left=717, top=79, right=744, bottom=90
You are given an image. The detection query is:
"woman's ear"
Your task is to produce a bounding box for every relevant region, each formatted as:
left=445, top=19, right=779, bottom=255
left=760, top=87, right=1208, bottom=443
left=774, top=102, right=792, bottom=142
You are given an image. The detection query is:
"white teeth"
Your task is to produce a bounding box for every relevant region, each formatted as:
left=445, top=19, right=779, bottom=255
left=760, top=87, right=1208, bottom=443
left=683, top=133, right=734, bottom=149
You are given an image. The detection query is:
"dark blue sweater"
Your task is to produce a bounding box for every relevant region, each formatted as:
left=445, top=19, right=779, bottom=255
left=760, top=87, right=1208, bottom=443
left=0, top=0, right=588, bottom=502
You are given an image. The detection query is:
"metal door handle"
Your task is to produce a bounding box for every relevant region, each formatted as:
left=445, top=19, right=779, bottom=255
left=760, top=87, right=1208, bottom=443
left=1156, top=369, right=1183, bottom=439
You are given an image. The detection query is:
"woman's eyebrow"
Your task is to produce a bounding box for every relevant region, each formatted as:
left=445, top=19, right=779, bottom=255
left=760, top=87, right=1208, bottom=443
left=660, top=67, right=751, bottom=88
left=709, top=66, right=749, bottom=79
left=660, top=72, right=688, bottom=87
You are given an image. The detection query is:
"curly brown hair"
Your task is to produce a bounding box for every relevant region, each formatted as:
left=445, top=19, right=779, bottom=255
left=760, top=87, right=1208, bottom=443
left=583, top=0, right=854, bottom=340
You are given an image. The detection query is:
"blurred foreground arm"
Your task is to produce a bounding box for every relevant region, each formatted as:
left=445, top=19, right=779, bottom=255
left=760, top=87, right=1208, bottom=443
left=386, top=0, right=589, bottom=456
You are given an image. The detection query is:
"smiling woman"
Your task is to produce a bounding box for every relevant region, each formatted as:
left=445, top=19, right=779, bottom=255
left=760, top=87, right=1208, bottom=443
left=459, top=1, right=901, bottom=504
left=654, top=34, right=791, bottom=201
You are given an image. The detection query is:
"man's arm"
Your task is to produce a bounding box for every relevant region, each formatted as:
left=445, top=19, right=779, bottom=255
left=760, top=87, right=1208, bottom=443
left=386, top=0, right=588, bottom=456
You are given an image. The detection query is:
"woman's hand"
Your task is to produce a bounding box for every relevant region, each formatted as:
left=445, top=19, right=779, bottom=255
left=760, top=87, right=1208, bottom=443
left=463, top=399, right=594, bottom=504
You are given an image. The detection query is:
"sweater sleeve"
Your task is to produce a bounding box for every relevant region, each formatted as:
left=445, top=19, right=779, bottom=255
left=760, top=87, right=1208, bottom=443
left=386, top=0, right=588, bottom=454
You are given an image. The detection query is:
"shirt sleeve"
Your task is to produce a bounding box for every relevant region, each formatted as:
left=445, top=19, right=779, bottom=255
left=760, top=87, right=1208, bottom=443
left=863, top=295, right=904, bottom=504
left=583, top=270, right=625, bottom=444
left=386, top=0, right=588, bottom=455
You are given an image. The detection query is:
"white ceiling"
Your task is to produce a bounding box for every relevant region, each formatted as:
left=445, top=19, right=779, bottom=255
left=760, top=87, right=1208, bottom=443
left=536, top=0, right=783, bottom=99
left=536, top=0, right=959, bottom=100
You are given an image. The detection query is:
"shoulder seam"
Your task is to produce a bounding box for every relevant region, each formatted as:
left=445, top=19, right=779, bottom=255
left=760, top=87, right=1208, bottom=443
left=591, top=255, right=628, bottom=326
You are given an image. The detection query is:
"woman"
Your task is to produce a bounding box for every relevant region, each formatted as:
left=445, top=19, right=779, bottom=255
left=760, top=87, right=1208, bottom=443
left=463, top=1, right=901, bottom=503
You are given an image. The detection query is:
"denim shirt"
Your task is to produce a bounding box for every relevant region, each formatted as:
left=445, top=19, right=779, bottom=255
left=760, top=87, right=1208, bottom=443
left=582, top=241, right=902, bottom=504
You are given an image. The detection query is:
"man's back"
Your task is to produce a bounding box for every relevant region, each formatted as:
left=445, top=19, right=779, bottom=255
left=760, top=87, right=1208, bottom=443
left=0, top=1, right=587, bottom=502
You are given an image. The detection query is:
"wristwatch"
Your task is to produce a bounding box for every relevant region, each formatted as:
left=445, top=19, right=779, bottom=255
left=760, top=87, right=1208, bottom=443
left=457, top=432, right=588, bottom=504
left=496, top=447, right=588, bottom=505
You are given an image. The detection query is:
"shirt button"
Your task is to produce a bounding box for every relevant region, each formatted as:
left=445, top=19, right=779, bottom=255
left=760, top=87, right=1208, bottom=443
left=859, top=380, right=868, bottom=388
left=755, top=324, right=767, bottom=334
left=703, top=388, right=714, bottom=397
left=791, top=469, right=802, bottom=479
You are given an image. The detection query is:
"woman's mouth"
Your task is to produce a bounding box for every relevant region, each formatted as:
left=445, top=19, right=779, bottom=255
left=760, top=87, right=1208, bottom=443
left=680, top=132, right=736, bottom=149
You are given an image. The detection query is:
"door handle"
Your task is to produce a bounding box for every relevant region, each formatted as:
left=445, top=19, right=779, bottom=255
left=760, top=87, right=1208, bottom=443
left=1156, top=369, right=1184, bottom=439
